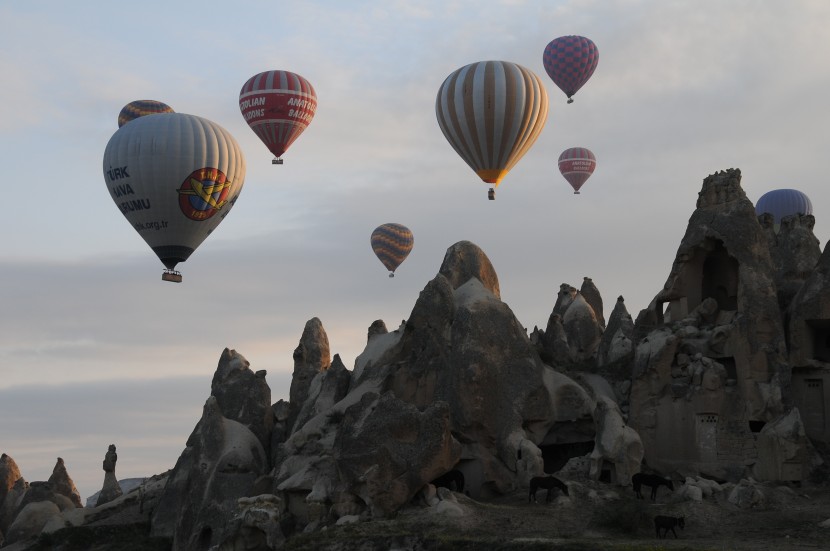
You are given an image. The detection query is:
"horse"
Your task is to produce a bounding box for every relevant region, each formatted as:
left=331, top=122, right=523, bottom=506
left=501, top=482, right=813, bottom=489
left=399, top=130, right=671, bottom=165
left=632, top=472, right=674, bottom=501
left=528, top=476, right=569, bottom=503
left=654, top=515, right=685, bottom=538
left=432, top=469, right=465, bottom=493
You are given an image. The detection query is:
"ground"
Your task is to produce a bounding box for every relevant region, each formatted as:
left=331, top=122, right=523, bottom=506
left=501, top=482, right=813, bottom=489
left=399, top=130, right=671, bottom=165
left=285, top=477, right=830, bottom=551
left=17, top=475, right=830, bottom=550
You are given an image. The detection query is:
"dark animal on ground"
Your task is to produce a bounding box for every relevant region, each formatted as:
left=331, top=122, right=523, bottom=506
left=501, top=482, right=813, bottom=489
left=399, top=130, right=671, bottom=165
left=654, top=515, right=685, bottom=539
left=432, top=469, right=465, bottom=493
left=528, top=476, right=569, bottom=503
left=632, top=472, right=674, bottom=501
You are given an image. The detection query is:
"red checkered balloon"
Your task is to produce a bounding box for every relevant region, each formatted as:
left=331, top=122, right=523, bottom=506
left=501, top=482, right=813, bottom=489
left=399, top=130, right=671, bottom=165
left=542, top=36, right=599, bottom=103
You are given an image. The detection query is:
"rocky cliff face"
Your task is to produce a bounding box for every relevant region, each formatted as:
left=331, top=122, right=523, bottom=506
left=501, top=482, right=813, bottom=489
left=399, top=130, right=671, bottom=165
left=3, top=168, right=827, bottom=551
left=629, top=169, right=805, bottom=481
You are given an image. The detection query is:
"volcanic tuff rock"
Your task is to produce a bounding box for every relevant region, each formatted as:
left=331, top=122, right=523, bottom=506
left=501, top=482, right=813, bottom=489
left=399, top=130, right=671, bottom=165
left=287, top=317, right=331, bottom=434
left=765, top=213, right=821, bottom=311
left=151, top=351, right=271, bottom=551
left=0, top=455, right=21, bottom=518
left=596, top=296, right=635, bottom=370
left=47, top=457, right=82, bottom=508
left=629, top=169, right=797, bottom=480
left=95, top=444, right=123, bottom=507
left=9, top=167, right=830, bottom=549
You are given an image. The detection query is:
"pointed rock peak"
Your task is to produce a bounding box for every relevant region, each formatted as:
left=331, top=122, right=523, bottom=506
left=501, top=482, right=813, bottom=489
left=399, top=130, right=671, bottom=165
left=438, top=240, right=500, bottom=299
left=553, top=284, right=578, bottom=316
left=1, top=452, right=22, bottom=498
left=294, top=317, right=331, bottom=371
left=580, top=276, right=605, bottom=327
left=696, top=168, right=746, bottom=209
left=48, top=456, right=82, bottom=507
left=367, top=320, right=388, bottom=342
left=330, top=353, right=347, bottom=371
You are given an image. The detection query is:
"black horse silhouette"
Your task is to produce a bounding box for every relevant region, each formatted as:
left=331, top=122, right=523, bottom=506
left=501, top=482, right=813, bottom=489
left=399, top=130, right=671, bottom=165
left=528, top=476, right=569, bottom=503
left=654, top=515, right=685, bottom=538
left=431, top=469, right=465, bottom=493
left=632, top=472, right=674, bottom=501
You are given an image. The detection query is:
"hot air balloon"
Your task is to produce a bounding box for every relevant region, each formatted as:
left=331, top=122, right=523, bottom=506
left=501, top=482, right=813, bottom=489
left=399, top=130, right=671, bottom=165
left=755, top=189, right=813, bottom=228
left=371, top=223, right=414, bottom=277
left=103, top=113, right=246, bottom=282
left=436, top=60, right=549, bottom=200
left=558, top=147, right=596, bottom=194
left=543, top=36, right=599, bottom=103
left=117, top=100, right=174, bottom=128
left=239, top=70, right=317, bottom=164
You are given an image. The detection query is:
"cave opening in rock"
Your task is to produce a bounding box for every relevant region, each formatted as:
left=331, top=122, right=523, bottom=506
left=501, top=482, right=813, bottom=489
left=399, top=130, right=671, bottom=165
left=539, top=440, right=595, bottom=474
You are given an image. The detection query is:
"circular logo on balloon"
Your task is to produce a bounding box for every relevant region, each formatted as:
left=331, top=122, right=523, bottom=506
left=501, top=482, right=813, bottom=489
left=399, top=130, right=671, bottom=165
left=177, top=168, right=232, bottom=221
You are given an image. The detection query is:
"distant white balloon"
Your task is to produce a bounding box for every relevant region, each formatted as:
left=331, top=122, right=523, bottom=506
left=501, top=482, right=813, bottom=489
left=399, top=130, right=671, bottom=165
left=103, top=113, right=246, bottom=281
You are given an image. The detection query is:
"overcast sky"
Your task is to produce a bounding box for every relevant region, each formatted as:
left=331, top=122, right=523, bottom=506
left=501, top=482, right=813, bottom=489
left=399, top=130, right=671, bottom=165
left=2, top=0, right=829, bottom=499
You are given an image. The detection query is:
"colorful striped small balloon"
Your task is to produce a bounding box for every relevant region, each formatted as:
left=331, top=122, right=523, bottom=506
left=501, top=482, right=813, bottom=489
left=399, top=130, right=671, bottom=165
left=239, top=70, right=317, bottom=160
left=117, top=100, right=174, bottom=128
left=371, top=223, right=414, bottom=277
left=558, top=147, right=596, bottom=194
left=543, top=36, right=599, bottom=103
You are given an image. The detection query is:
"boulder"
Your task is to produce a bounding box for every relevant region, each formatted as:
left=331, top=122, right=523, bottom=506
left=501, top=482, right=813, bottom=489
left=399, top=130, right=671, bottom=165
left=588, top=396, right=643, bottom=485
left=0, top=478, right=27, bottom=534
left=216, top=494, right=285, bottom=551
left=334, top=392, right=461, bottom=518
left=728, top=479, right=767, bottom=508
left=4, top=501, right=60, bottom=546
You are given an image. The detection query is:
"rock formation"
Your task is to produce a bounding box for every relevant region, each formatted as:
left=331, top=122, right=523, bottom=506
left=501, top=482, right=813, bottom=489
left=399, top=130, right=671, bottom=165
left=8, top=167, right=830, bottom=549
left=95, top=444, right=123, bottom=507
left=151, top=350, right=272, bottom=550
left=47, top=457, right=82, bottom=508
left=629, top=169, right=802, bottom=481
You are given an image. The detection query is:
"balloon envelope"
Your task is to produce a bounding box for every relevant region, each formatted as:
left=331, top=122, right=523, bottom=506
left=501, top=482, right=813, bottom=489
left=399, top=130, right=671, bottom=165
left=435, top=60, right=549, bottom=191
left=239, top=70, right=317, bottom=159
left=558, top=147, right=596, bottom=193
left=755, top=188, right=813, bottom=224
left=117, top=100, right=174, bottom=128
left=543, top=36, right=599, bottom=102
left=371, top=223, right=414, bottom=276
left=103, top=113, right=246, bottom=274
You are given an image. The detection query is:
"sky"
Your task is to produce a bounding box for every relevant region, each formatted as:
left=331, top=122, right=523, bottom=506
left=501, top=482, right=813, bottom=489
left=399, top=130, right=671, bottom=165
left=2, top=0, right=830, bottom=500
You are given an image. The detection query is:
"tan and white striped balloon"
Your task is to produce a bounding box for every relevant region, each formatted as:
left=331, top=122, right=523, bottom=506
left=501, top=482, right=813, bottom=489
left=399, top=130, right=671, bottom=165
left=436, top=60, right=549, bottom=198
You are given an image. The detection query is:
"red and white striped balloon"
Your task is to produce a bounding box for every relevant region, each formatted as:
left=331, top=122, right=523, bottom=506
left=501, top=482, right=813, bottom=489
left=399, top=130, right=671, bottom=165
left=558, top=147, right=596, bottom=194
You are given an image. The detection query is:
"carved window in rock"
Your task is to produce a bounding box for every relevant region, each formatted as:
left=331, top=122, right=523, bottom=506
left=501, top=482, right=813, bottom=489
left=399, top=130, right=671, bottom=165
left=701, top=242, right=739, bottom=312
left=807, top=320, right=830, bottom=362
left=803, top=378, right=826, bottom=437
left=696, top=413, right=718, bottom=462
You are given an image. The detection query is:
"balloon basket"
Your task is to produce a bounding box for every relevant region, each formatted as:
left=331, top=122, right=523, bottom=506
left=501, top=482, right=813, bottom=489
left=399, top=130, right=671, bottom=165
left=389, top=273, right=395, bottom=278
left=162, top=270, right=183, bottom=283
left=567, top=98, right=574, bottom=104
left=574, top=191, right=580, bottom=195
left=488, top=188, right=495, bottom=200
left=272, top=157, right=284, bottom=165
